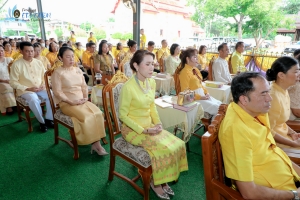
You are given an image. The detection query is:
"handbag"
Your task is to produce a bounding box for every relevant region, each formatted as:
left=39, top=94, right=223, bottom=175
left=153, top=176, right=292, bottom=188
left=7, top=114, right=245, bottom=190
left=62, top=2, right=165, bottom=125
left=177, top=90, right=195, bottom=106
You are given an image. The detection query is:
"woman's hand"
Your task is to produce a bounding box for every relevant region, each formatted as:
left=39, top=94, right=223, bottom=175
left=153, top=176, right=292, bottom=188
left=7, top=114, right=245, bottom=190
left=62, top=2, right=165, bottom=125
left=289, top=133, right=300, bottom=141
left=200, top=94, right=210, bottom=100
left=144, top=125, right=163, bottom=136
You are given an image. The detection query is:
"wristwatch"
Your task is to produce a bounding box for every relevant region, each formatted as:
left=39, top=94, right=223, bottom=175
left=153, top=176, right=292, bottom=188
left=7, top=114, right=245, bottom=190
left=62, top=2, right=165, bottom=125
left=291, top=190, right=300, bottom=200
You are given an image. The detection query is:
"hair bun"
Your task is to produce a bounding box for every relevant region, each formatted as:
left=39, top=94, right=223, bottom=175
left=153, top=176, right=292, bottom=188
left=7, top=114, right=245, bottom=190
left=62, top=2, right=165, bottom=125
left=266, top=69, right=275, bottom=81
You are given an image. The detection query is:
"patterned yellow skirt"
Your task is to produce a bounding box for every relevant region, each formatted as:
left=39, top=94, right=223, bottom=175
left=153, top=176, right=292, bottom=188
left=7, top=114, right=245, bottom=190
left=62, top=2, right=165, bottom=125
left=122, top=124, right=188, bottom=185
left=0, top=83, right=16, bottom=113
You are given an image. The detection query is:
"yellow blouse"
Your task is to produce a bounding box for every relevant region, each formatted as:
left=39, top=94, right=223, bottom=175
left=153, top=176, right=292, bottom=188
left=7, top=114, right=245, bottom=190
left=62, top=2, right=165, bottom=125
left=41, top=48, right=49, bottom=57
left=157, top=47, right=170, bottom=61
left=268, top=82, right=290, bottom=138
left=94, top=54, right=113, bottom=72
left=46, top=52, right=58, bottom=67
left=35, top=56, right=50, bottom=70
left=74, top=48, right=84, bottom=60
left=12, top=51, right=21, bottom=60
left=119, top=77, right=161, bottom=134
left=219, top=103, right=299, bottom=189
left=179, top=64, right=207, bottom=100
left=69, top=35, right=76, bottom=44
left=87, top=36, right=97, bottom=43
left=5, top=50, right=17, bottom=58
left=197, top=54, right=207, bottom=70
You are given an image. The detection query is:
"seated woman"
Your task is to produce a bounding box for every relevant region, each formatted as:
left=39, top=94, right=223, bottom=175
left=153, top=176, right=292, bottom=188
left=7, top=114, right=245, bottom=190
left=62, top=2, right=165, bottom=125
left=119, top=39, right=137, bottom=72
left=0, top=45, right=15, bottom=115
left=46, top=42, right=59, bottom=67
left=115, top=42, right=126, bottom=67
left=74, top=42, right=84, bottom=62
left=33, top=43, right=51, bottom=70
left=94, top=40, right=115, bottom=74
left=198, top=45, right=208, bottom=70
left=51, top=47, right=108, bottom=155
left=266, top=56, right=300, bottom=149
left=288, top=49, right=300, bottom=120
left=119, top=50, right=188, bottom=200
left=178, top=48, right=221, bottom=116
left=165, top=43, right=181, bottom=75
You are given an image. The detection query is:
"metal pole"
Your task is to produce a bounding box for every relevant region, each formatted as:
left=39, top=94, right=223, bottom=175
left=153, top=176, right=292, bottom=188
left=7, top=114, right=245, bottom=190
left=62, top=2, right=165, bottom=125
left=133, top=0, right=140, bottom=49
left=36, top=0, right=46, bottom=40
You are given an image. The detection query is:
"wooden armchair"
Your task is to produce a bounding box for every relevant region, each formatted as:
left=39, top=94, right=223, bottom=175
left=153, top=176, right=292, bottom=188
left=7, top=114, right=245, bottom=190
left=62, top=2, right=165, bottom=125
left=89, top=56, right=95, bottom=86
left=44, top=70, right=106, bottom=159
left=228, top=56, right=233, bottom=74
left=102, top=71, right=153, bottom=200
left=8, top=61, right=46, bottom=132
left=202, top=104, right=244, bottom=200
left=208, top=56, right=215, bottom=81
left=174, top=66, right=211, bottom=131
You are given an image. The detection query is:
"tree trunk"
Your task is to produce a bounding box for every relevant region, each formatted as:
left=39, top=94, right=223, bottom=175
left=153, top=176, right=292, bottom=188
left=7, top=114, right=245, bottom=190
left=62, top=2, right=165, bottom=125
left=238, top=22, right=243, bottom=40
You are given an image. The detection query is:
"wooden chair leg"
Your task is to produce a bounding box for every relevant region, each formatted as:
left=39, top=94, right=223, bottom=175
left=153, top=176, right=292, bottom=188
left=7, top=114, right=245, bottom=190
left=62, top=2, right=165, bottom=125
left=16, top=104, right=22, bottom=122
left=108, top=154, right=116, bottom=181
left=69, top=129, right=79, bottom=160
left=54, top=121, right=59, bottom=144
left=25, top=109, right=33, bottom=132
left=101, top=137, right=108, bottom=145
left=139, top=169, right=151, bottom=200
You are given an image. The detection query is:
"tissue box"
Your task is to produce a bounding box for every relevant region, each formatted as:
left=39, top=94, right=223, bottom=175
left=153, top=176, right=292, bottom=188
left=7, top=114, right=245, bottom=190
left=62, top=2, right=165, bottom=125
left=205, top=81, right=224, bottom=88
left=156, top=73, right=167, bottom=78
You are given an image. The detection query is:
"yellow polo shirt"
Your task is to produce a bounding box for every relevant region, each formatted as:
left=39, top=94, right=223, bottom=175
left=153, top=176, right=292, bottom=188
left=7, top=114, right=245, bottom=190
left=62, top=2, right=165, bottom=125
left=268, top=82, right=290, bottom=138
left=140, top=34, right=146, bottom=49
left=157, top=47, right=170, bottom=61
left=82, top=51, right=93, bottom=68
left=69, top=35, right=76, bottom=44
left=219, top=103, right=299, bottom=190
left=74, top=48, right=84, bottom=60
left=231, top=51, right=246, bottom=74
left=9, top=58, right=45, bottom=96
left=178, top=64, right=207, bottom=100
left=87, top=36, right=97, bottom=43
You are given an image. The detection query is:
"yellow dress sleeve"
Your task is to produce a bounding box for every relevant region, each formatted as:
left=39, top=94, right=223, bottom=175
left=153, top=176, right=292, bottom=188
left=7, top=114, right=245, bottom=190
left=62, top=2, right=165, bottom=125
left=51, top=70, right=69, bottom=102
left=268, top=91, right=282, bottom=136
left=9, top=63, right=28, bottom=92
left=149, top=79, right=161, bottom=125
left=119, top=83, right=145, bottom=134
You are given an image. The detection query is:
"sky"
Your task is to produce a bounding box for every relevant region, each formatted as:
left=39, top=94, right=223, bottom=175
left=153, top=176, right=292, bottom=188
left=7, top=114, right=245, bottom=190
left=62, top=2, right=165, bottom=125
left=3, top=0, right=117, bottom=24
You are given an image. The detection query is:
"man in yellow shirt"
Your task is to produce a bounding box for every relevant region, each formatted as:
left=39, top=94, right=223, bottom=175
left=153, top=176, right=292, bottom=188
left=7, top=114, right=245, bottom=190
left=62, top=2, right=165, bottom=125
left=9, top=42, right=53, bottom=133
left=156, top=39, right=170, bottom=69
left=147, top=41, right=160, bottom=73
left=87, top=32, right=97, bottom=44
left=219, top=72, right=300, bottom=199
left=140, top=28, right=146, bottom=49
left=82, top=42, right=96, bottom=75
left=231, top=41, right=246, bottom=74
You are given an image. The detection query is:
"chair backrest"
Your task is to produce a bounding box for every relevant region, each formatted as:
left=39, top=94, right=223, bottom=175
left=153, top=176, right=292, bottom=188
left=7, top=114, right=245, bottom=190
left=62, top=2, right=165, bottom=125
left=202, top=104, right=243, bottom=200
left=173, top=66, right=181, bottom=95
left=228, top=56, right=233, bottom=74
left=208, top=56, right=215, bottom=81
left=44, top=70, right=58, bottom=119
left=90, top=56, right=95, bottom=86
left=123, top=61, right=133, bottom=78
left=102, top=71, right=129, bottom=146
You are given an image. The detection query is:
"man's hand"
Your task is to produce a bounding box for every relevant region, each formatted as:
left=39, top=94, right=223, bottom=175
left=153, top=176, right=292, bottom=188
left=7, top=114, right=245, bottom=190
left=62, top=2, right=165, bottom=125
left=289, top=133, right=300, bottom=141
left=26, top=87, right=41, bottom=92
left=291, top=139, right=300, bottom=147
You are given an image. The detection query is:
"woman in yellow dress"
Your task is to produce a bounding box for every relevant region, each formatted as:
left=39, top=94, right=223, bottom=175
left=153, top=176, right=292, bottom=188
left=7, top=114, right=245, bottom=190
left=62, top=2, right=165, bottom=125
left=33, top=43, right=50, bottom=70
left=46, top=42, right=59, bottom=67
left=51, top=47, right=108, bottom=155
left=119, top=39, right=137, bottom=72
left=3, top=41, right=16, bottom=58
left=178, top=48, right=221, bottom=116
left=119, top=50, right=188, bottom=199
left=69, top=31, right=76, bottom=44
left=114, top=43, right=126, bottom=66
left=74, top=42, right=84, bottom=61
left=266, top=56, right=300, bottom=149
left=198, top=45, right=208, bottom=70
left=94, top=40, right=115, bottom=74
left=0, top=45, right=15, bottom=115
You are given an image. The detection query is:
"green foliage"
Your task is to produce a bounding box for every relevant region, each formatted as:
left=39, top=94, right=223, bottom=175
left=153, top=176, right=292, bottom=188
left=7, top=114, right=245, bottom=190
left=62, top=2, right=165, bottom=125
left=283, top=0, right=300, bottom=14
left=4, top=29, right=16, bottom=36
left=26, top=20, right=41, bottom=37
left=80, top=22, right=93, bottom=32
left=19, top=31, right=26, bottom=36
left=91, top=27, right=106, bottom=40
left=54, top=28, right=63, bottom=39
left=111, top=32, right=133, bottom=40
left=108, top=17, right=115, bottom=22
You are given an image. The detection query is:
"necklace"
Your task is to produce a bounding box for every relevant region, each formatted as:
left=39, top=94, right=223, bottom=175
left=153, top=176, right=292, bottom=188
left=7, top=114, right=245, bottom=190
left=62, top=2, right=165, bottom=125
left=134, top=75, right=151, bottom=94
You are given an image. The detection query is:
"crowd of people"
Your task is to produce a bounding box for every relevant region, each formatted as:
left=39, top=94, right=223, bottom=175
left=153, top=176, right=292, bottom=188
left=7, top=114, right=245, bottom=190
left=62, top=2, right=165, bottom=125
left=2, top=28, right=300, bottom=199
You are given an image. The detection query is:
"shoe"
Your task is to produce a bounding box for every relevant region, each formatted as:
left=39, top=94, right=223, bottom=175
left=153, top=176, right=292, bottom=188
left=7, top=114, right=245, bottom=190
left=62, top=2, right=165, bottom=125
left=162, top=184, right=174, bottom=196
left=150, top=182, right=170, bottom=200
left=6, top=111, right=14, bottom=116
left=45, top=119, right=54, bottom=128
left=39, top=123, right=48, bottom=133
left=91, top=146, right=109, bottom=156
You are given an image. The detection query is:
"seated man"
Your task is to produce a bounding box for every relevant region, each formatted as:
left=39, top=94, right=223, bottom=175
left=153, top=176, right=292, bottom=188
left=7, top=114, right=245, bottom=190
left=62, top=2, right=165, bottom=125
left=147, top=41, right=160, bottom=73
left=82, top=42, right=96, bottom=75
left=9, top=42, right=53, bottom=133
left=219, top=72, right=300, bottom=199
left=212, top=43, right=232, bottom=84
left=231, top=41, right=247, bottom=74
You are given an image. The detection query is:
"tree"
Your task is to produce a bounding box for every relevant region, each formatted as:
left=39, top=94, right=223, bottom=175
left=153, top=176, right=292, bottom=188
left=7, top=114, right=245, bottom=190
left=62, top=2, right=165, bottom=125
left=80, top=22, right=93, bottom=32
left=283, top=0, right=300, bottom=14
left=189, top=0, right=280, bottom=40
left=4, top=29, right=16, bottom=36
left=26, top=20, right=41, bottom=37
left=91, top=27, right=106, bottom=40
left=54, top=28, right=63, bottom=39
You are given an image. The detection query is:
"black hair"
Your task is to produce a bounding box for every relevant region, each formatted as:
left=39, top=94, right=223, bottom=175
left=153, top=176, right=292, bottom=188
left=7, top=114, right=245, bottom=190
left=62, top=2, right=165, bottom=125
left=20, top=41, right=33, bottom=50
left=75, top=42, right=81, bottom=47
left=62, top=43, right=68, bottom=47
left=178, top=48, right=197, bottom=73
left=218, top=43, right=227, bottom=52
left=266, top=56, right=298, bottom=81
left=231, top=72, right=265, bottom=103
left=98, top=40, right=109, bottom=55
left=117, top=42, right=122, bottom=50
left=170, top=43, right=179, bottom=55
left=200, top=70, right=208, bottom=80
left=198, top=45, right=206, bottom=54
left=127, top=39, right=137, bottom=48
left=86, top=42, right=96, bottom=48
left=49, top=42, right=57, bottom=52
left=33, top=43, right=41, bottom=48
left=3, top=41, right=9, bottom=47
left=235, top=41, right=244, bottom=50
left=161, top=39, right=166, bottom=44
left=148, top=41, right=155, bottom=46
left=294, top=49, right=300, bottom=59
left=58, top=46, right=74, bottom=58
left=130, top=50, right=154, bottom=72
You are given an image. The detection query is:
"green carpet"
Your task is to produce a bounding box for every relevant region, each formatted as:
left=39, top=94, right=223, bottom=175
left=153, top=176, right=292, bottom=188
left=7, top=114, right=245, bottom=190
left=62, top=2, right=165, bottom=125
left=0, top=113, right=206, bottom=200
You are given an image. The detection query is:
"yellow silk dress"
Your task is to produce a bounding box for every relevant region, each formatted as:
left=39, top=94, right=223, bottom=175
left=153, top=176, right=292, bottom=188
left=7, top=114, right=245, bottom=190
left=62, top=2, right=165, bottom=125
left=197, top=54, right=207, bottom=70
left=51, top=66, right=106, bottom=145
left=35, top=56, right=50, bottom=70
left=119, top=77, right=188, bottom=185
left=46, top=52, right=58, bottom=67
left=119, top=51, right=133, bottom=72
left=94, top=54, right=113, bottom=72
left=115, top=50, right=126, bottom=66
